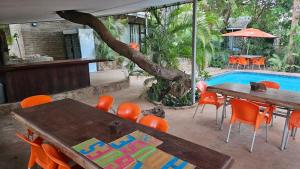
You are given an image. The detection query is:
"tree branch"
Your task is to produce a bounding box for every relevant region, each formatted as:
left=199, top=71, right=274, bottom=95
left=56, top=10, right=189, bottom=83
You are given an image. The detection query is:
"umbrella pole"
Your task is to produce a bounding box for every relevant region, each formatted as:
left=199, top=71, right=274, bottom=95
left=246, top=38, right=250, bottom=55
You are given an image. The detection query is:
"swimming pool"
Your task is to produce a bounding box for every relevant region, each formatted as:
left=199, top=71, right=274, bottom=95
left=206, top=71, right=300, bottom=92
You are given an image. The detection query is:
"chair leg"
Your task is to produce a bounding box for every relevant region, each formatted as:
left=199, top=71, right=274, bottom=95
left=238, top=123, right=241, bottom=133
left=284, top=130, right=290, bottom=149
left=200, top=104, right=206, bottom=114
left=215, top=107, right=218, bottom=124
left=193, top=104, right=205, bottom=119
left=110, top=108, right=116, bottom=114
left=226, top=124, right=233, bottom=143
left=266, top=123, right=268, bottom=143
left=293, top=128, right=297, bottom=140
left=250, top=131, right=257, bottom=153
left=28, top=153, right=36, bottom=169
left=271, top=116, right=274, bottom=127
left=193, top=104, right=200, bottom=119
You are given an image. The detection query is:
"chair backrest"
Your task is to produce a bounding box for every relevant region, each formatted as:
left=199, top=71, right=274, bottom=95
left=289, top=110, right=300, bottom=130
left=42, top=144, right=71, bottom=169
left=139, top=115, right=169, bottom=132
left=16, top=132, right=48, bottom=168
left=252, top=57, right=265, bottom=65
left=129, top=42, right=139, bottom=51
left=229, top=56, right=238, bottom=63
left=196, top=81, right=207, bottom=93
left=117, top=102, right=141, bottom=122
left=238, top=57, right=248, bottom=65
left=259, top=57, right=265, bottom=64
left=259, top=81, right=280, bottom=89
left=20, top=95, right=53, bottom=108
left=95, top=95, right=114, bottom=112
left=230, top=99, right=261, bottom=129
left=251, top=58, right=259, bottom=63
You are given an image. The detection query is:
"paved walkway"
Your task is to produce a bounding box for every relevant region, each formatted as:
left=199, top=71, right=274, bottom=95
left=89, top=76, right=300, bottom=169
left=1, top=75, right=300, bottom=169
left=69, top=76, right=300, bottom=169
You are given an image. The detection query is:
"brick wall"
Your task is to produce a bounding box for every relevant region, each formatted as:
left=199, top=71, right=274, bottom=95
left=21, top=20, right=84, bottom=60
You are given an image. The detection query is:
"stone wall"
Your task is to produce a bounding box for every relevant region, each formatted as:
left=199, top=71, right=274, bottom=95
left=19, top=21, right=84, bottom=60
left=178, top=58, right=199, bottom=76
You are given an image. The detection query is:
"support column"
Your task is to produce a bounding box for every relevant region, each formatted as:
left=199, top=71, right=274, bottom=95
left=0, top=30, right=8, bottom=66
left=191, top=0, right=198, bottom=104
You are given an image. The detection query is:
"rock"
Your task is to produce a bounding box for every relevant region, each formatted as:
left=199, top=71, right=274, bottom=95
left=142, top=106, right=165, bottom=118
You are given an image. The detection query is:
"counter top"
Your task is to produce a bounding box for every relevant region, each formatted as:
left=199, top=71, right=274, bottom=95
left=0, top=58, right=113, bottom=73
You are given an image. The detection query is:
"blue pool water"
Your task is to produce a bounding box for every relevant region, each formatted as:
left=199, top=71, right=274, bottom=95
left=206, top=72, right=300, bottom=92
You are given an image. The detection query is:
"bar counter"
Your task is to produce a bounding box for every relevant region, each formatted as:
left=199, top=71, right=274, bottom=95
left=0, top=59, right=109, bottom=103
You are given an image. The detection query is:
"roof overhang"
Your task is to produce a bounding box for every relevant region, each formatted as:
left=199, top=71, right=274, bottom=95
left=0, top=0, right=191, bottom=24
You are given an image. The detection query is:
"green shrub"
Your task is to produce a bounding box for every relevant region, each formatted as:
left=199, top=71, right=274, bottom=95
left=162, top=90, right=199, bottom=107
left=147, top=78, right=199, bottom=107
left=147, top=79, right=171, bottom=102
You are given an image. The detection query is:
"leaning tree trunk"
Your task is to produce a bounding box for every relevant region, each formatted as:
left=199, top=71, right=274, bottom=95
left=57, top=10, right=191, bottom=97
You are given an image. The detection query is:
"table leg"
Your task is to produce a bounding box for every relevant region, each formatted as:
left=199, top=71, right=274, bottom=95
left=219, top=95, right=228, bottom=130
left=280, top=109, right=291, bottom=151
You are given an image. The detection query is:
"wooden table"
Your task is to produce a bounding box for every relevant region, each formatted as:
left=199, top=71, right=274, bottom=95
left=207, top=83, right=300, bottom=150
left=232, top=55, right=263, bottom=59
left=12, top=99, right=234, bottom=169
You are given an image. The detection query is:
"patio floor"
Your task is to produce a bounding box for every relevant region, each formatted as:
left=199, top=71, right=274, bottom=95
left=1, top=75, right=300, bottom=169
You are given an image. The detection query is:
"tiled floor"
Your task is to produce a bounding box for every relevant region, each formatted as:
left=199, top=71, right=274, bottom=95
left=1, top=76, right=300, bottom=169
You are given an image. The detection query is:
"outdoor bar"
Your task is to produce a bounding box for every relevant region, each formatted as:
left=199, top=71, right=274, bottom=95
left=0, top=59, right=106, bottom=103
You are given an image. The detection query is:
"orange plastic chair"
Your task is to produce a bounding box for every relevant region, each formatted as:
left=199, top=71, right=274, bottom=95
left=252, top=57, right=265, bottom=69
left=284, top=110, right=300, bottom=149
left=251, top=81, right=280, bottom=125
left=228, top=56, right=238, bottom=68
left=260, top=81, right=280, bottom=89
left=95, top=95, right=114, bottom=112
left=226, top=99, right=270, bottom=152
left=193, top=81, right=224, bottom=124
left=289, top=110, right=300, bottom=138
left=20, top=95, right=53, bottom=108
left=237, top=57, right=249, bottom=69
left=129, top=42, right=140, bottom=51
left=42, top=144, right=83, bottom=169
left=117, top=102, right=141, bottom=122
left=139, top=115, right=169, bottom=132
left=20, top=95, right=53, bottom=140
left=16, top=132, right=48, bottom=169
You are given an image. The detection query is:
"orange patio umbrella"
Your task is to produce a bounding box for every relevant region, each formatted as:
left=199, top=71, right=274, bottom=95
left=222, top=28, right=277, bottom=38
left=222, top=28, right=276, bottom=54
